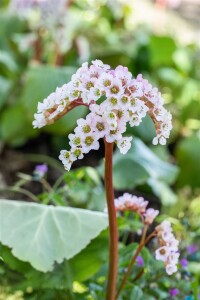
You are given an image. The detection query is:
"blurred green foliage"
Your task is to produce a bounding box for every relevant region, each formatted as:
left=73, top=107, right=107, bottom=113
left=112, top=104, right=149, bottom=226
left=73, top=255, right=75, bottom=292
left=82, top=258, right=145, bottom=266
left=0, top=0, right=200, bottom=299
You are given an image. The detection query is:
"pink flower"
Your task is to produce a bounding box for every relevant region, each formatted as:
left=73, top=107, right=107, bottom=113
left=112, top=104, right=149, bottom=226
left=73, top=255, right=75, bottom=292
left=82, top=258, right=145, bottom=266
left=155, top=221, right=179, bottom=275
left=144, top=208, right=159, bottom=225
left=33, top=60, right=172, bottom=171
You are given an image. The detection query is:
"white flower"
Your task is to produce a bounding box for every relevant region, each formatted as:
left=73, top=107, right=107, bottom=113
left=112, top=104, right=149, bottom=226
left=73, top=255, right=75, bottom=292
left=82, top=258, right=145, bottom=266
left=105, top=127, right=123, bottom=143
left=155, top=246, right=170, bottom=262
left=33, top=60, right=173, bottom=170
left=166, top=264, right=178, bottom=275
left=71, top=148, right=84, bottom=160
left=114, top=65, right=132, bottom=87
left=68, top=133, right=82, bottom=148
left=155, top=220, right=179, bottom=276
left=75, top=118, right=92, bottom=135
left=32, top=113, right=47, bottom=128
left=106, top=77, right=124, bottom=98
left=144, top=208, right=159, bottom=225
left=117, top=136, right=132, bottom=154
left=168, top=252, right=180, bottom=265
left=88, top=114, right=110, bottom=138
left=156, top=220, right=172, bottom=233
left=103, top=111, right=118, bottom=130
left=98, top=72, right=113, bottom=90
left=118, top=95, right=131, bottom=110
left=58, top=150, right=74, bottom=171
left=107, top=96, right=120, bottom=109
left=81, top=134, right=100, bottom=154
left=166, top=237, right=179, bottom=251
left=88, top=87, right=102, bottom=101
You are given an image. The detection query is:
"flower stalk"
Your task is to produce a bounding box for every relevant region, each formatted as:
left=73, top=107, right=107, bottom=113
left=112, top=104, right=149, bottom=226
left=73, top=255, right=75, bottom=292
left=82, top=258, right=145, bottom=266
left=104, top=140, right=118, bottom=300
left=115, top=230, right=157, bottom=299
left=115, top=225, right=148, bottom=299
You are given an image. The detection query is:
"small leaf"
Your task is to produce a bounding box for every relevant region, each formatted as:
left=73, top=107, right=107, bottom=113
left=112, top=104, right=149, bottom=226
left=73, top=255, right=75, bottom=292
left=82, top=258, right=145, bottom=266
left=130, top=286, right=143, bottom=300
left=0, top=200, right=108, bottom=272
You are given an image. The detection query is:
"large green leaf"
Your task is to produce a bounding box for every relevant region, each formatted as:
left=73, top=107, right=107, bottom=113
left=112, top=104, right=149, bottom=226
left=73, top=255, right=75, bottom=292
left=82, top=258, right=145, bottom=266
left=0, top=104, right=37, bottom=146
left=113, top=158, right=149, bottom=190
left=0, top=200, right=108, bottom=272
left=19, top=64, right=75, bottom=120
left=19, top=64, right=87, bottom=135
left=113, top=138, right=178, bottom=187
left=148, top=179, right=177, bottom=206
left=0, top=232, right=108, bottom=289
left=126, top=114, right=156, bottom=143
left=112, top=138, right=178, bottom=203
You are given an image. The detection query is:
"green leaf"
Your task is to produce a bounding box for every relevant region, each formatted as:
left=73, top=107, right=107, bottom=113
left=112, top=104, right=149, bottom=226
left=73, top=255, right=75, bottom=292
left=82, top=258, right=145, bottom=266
left=148, top=179, right=177, bottom=206
left=157, top=67, right=184, bottom=87
left=112, top=138, right=178, bottom=192
left=173, top=48, right=191, bottom=73
left=130, top=286, right=143, bottom=300
left=113, top=158, right=149, bottom=190
left=0, top=200, right=108, bottom=272
left=0, top=76, right=12, bottom=109
left=127, top=114, right=156, bottom=143
left=0, top=11, right=25, bottom=52
left=0, top=232, right=108, bottom=289
left=149, top=35, right=177, bottom=67
left=0, top=104, right=37, bottom=146
left=19, top=64, right=87, bottom=135
left=0, top=50, right=18, bottom=73
left=69, top=231, right=108, bottom=282
left=175, top=135, right=200, bottom=188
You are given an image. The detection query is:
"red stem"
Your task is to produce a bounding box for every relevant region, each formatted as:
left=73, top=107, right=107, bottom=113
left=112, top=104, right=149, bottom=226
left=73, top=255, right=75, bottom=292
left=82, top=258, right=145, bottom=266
left=115, top=227, right=156, bottom=299
left=104, top=140, right=118, bottom=300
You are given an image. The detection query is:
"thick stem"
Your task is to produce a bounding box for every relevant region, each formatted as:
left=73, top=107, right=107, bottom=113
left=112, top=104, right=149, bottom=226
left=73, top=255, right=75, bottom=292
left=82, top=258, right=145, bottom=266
left=104, top=141, right=118, bottom=300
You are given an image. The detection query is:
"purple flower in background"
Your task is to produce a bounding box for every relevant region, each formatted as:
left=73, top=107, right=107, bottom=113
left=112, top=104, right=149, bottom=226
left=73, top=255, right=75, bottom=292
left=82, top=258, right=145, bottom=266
left=180, top=258, right=188, bottom=268
left=186, top=245, right=198, bottom=255
left=136, top=256, right=144, bottom=267
left=169, top=288, right=179, bottom=297
left=34, top=164, right=48, bottom=178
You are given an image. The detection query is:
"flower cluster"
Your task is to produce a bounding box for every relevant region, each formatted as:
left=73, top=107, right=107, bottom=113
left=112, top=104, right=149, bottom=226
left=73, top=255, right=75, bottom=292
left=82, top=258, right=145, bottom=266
left=114, top=193, right=179, bottom=275
left=113, top=193, right=159, bottom=225
left=155, top=221, right=179, bottom=275
left=10, top=0, right=67, bottom=28
left=33, top=60, right=172, bottom=170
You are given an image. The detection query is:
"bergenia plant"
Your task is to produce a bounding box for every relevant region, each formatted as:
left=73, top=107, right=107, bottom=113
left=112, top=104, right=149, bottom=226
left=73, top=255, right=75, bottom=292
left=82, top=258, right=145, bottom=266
left=33, top=60, right=178, bottom=299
